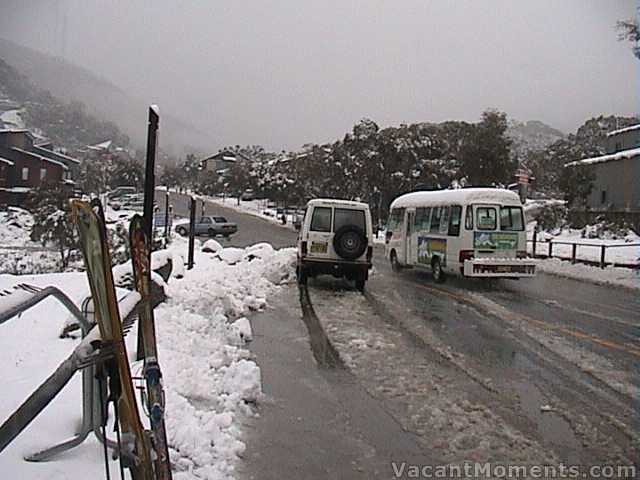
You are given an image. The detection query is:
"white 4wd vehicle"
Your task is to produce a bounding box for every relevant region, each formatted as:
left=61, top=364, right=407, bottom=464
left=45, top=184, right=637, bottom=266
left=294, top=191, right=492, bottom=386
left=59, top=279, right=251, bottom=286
left=296, top=199, right=373, bottom=290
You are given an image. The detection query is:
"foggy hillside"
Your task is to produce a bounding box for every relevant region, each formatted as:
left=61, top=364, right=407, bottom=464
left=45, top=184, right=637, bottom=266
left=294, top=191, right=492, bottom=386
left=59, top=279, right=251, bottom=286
left=0, top=37, right=210, bottom=156
left=506, top=120, right=566, bottom=159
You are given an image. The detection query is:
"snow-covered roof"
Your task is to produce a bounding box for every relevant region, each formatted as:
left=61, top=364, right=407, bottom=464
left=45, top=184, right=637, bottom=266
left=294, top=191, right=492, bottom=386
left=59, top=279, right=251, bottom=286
left=87, top=140, right=112, bottom=151
left=564, top=147, right=640, bottom=167
left=0, top=156, right=15, bottom=166
left=606, top=124, right=640, bottom=137
left=11, top=148, right=69, bottom=170
left=33, top=146, right=80, bottom=164
left=390, top=188, right=521, bottom=210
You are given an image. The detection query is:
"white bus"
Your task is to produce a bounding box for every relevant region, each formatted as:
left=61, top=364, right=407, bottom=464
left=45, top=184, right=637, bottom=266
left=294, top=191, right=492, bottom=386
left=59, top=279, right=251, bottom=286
left=385, top=188, right=536, bottom=282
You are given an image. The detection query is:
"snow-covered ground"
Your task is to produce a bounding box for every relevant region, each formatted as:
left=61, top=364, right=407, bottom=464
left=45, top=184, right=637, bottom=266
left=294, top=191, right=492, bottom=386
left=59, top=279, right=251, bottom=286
left=0, top=236, right=296, bottom=479
left=527, top=222, right=640, bottom=266
left=534, top=257, right=639, bottom=291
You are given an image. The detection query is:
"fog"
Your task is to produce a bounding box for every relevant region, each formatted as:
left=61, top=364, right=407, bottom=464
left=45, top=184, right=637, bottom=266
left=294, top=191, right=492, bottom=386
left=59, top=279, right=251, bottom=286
left=0, top=0, right=637, bottom=151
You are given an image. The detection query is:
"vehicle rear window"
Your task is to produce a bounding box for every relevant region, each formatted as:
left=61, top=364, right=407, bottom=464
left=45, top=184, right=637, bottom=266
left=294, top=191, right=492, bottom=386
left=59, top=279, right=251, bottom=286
left=213, top=217, right=227, bottom=223
left=500, top=206, right=524, bottom=231
left=448, top=205, right=462, bottom=236
left=310, top=207, right=332, bottom=232
left=334, top=208, right=365, bottom=232
left=476, top=207, right=497, bottom=230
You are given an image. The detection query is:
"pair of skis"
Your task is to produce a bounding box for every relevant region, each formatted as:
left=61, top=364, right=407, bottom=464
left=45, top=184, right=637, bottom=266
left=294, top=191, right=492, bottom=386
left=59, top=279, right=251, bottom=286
left=73, top=199, right=172, bottom=480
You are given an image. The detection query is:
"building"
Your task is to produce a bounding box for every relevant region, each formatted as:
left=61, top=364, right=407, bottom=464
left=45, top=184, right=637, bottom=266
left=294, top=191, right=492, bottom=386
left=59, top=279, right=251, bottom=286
left=565, top=124, right=640, bottom=230
left=199, top=150, right=249, bottom=182
left=0, top=129, right=80, bottom=205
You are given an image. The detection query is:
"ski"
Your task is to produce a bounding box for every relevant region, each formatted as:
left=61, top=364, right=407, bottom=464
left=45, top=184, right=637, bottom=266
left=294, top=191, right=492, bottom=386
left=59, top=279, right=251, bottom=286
left=129, top=214, right=173, bottom=480
left=72, top=199, right=153, bottom=480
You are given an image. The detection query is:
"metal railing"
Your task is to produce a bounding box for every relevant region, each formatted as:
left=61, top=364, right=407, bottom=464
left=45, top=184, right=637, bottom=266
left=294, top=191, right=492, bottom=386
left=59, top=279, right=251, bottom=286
left=528, top=230, right=640, bottom=269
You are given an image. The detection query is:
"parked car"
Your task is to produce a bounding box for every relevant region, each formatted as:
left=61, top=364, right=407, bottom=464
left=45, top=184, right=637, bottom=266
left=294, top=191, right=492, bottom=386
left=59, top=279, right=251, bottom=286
left=240, top=189, right=255, bottom=201
left=107, top=186, right=137, bottom=199
left=175, top=216, right=238, bottom=238
left=296, top=198, right=373, bottom=291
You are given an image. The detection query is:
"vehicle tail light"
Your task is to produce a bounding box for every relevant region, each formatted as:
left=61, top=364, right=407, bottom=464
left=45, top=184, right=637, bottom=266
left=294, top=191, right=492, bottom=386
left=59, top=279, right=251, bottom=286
left=366, top=246, right=373, bottom=262
left=301, top=241, right=307, bottom=256
left=459, top=250, right=474, bottom=263
left=516, top=250, right=528, bottom=259
left=385, top=230, right=393, bottom=244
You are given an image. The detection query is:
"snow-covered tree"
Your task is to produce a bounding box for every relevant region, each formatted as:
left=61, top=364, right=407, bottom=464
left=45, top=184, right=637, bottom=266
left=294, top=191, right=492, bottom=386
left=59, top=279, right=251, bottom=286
left=27, top=183, right=78, bottom=268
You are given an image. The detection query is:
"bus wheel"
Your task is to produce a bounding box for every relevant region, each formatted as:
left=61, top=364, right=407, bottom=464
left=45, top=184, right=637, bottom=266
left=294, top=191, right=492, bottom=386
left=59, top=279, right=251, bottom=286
left=390, top=251, right=400, bottom=272
left=432, top=258, right=445, bottom=283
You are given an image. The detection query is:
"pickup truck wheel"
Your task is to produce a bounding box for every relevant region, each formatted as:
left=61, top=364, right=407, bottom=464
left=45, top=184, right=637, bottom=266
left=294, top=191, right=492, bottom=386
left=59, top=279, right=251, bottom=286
left=355, top=276, right=366, bottom=292
left=176, top=226, right=187, bottom=236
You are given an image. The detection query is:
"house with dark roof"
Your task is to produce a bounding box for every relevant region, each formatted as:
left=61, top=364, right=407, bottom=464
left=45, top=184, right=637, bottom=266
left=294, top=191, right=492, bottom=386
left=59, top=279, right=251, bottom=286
left=565, top=124, right=640, bottom=230
left=0, top=129, right=80, bottom=205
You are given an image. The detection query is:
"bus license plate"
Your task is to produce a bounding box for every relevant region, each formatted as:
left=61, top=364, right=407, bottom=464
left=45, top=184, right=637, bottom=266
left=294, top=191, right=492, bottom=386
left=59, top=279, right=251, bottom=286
left=310, top=242, right=328, bottom=253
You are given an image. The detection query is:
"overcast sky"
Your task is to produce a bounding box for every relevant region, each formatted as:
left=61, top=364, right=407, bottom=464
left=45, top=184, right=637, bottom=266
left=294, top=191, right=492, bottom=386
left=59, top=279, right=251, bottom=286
left=0, top=0, right=638, bottom=151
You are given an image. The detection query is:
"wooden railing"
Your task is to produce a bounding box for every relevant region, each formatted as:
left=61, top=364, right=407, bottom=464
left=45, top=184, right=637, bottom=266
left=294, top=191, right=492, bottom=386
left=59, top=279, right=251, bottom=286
left=528, top=230, right=640, bottom=269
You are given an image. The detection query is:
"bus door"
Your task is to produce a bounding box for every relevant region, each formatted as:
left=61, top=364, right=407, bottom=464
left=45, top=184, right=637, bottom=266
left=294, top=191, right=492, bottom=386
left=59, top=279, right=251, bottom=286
left=404, top=209, right=415, bottom=265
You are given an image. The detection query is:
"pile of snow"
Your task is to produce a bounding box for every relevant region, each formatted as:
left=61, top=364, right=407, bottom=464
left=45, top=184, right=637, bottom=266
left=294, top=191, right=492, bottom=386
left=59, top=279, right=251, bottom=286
left=537, top=258, right=639, bottom=290
left=202, top=239, right=223, bottom=254
left=0, top=239, right=296, bottom=479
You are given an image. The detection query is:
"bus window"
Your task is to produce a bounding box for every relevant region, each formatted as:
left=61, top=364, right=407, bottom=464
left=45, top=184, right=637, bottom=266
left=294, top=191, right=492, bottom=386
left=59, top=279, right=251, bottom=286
left=439, top=206, right=450, bottom=235
left=500, top=206, right=524, bottom=231
left=430, top=207, right=441, bottom=232
left=387, top=208, right=404, bottom=231
left=465, top=206, right=473, bottom=230
left=310, top=207, right=332, bottom=232
left=448, top=206, right=462, bottom=236
left=415, top=207, right=431, bottom=231
left=476, top=207, right=497, bottom=230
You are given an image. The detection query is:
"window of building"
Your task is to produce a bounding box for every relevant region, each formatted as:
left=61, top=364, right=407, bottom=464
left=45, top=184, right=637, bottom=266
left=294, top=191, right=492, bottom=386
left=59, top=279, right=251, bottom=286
left=22, top=167, right=29, bottom=181
left=601, top=190, right=607, bottom=205
left=40, top=168, right=47, bottom=181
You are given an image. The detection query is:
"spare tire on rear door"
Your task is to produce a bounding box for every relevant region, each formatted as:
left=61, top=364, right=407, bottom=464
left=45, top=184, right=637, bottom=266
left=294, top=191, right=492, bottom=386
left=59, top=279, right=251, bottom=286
left=333, top=225, right=367, bottom=260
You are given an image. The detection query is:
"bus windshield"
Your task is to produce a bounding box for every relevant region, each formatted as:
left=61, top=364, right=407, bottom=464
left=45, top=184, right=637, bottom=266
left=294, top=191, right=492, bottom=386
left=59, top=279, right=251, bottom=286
left=500, top=206, right=524, bottom=231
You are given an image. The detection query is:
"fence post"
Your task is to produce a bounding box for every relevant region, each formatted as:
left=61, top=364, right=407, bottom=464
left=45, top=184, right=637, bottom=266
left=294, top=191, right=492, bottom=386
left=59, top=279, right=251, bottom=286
left=532, top=229, right=537, bottom=257
left=187, top=197, right=196, bottom=270
left=571, top=243, right=577, bottom=264
left=548, top=241, right=553, bottom=259
left=600, top=245, right=606, bottom=269
left=163, top=190, right=170, bottom=243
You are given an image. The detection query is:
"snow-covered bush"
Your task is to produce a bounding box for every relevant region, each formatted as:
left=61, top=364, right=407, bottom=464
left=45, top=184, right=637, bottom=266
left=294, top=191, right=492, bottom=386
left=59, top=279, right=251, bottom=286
left=535, top=204, right=568, bottom=232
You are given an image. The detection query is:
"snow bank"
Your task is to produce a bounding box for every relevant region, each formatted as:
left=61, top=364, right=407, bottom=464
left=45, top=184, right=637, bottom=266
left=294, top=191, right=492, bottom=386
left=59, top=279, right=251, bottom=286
left=536, top=258, right=639, bottom=290
left=0, top=240, right=296, bottom=479
left=152, top=241, right=295, bottom=478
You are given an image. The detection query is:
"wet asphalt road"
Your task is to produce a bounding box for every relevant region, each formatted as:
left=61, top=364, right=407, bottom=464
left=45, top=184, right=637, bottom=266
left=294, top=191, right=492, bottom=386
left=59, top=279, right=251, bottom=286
left=157, top=190, right=639, bottom=471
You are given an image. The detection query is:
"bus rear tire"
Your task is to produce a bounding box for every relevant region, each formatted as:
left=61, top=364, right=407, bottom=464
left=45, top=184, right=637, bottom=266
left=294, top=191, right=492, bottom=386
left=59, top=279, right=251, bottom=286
left=432, top=258, right=445, bottom=283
